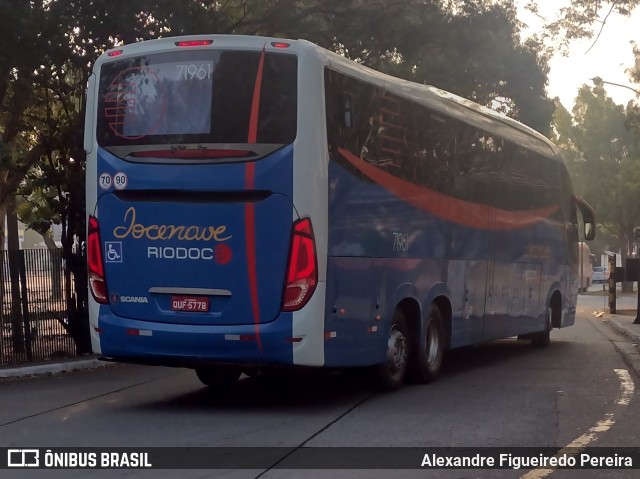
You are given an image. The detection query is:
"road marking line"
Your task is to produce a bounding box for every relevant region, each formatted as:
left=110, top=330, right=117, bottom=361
left=614, top=369, right=634, bottom=406
left=520, top=368, right=634, bottom=479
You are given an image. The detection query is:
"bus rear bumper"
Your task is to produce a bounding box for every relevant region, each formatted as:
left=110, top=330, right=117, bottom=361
left=96, top=313, right=298, bottom=368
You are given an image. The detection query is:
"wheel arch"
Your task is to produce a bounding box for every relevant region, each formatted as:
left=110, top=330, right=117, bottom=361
left=389, top=283, right=452, bottom=354
left=548, top=289, right=563, bottom=328
left=431, top=295, right=452, bottom=349
left=395, top=297, right=422, bottom=354
left=425, top=283, right=452, bottom=349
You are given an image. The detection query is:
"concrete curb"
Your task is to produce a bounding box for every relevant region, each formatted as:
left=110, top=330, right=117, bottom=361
left=609, top=317, right=640, bottom=343
left=0, top=358, right=110, bottom=379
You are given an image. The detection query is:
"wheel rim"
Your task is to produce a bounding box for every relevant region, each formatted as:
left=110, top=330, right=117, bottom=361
left=426, top=319, right=440, bottom=367
left=386, top=325, right=407, bottom=377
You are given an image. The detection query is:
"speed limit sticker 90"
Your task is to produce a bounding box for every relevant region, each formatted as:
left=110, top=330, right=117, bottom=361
left=113, top=172, right=128, bottom=190
left=99, top=173, right=112, bottom=190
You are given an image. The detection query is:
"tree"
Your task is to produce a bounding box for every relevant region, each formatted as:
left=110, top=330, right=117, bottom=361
left=525, top=0, right=640, bottom=50
left=387, top=1, right=554, bottom=133
left=0, top=1, right=51, bottom=240
left=629, top=44, right=640, bottom=93
left=553, top=85, right=640, bottom=290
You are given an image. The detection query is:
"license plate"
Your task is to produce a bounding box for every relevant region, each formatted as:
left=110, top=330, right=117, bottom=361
left=171, top=295, right=209, bottom=312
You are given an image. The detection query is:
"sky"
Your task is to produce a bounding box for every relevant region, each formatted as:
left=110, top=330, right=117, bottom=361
left=515, top=1, right=639, bottom=109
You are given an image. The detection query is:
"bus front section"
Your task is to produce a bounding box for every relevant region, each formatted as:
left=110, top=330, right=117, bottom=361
left=85, top=37, right=325, bottom=380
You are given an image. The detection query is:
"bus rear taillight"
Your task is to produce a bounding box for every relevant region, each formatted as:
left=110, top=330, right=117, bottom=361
left=88, top=216, right=108, bottom=304
left=282, top=218, right=317, bottom=312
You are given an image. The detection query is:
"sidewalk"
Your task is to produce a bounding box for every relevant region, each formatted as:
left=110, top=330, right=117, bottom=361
left=0, top=355, right=111, bottom=379
left=607, top=310, right=640, bottom=343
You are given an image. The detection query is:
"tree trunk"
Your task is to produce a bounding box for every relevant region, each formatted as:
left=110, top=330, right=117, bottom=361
left=41, top=233, right=62, bottom=300
left=621, top=234, right=633, bottom=293
left=6, top=197, right=24, bottom=355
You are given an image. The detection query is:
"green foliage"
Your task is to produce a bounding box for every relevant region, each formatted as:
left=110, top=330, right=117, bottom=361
left=554, top=85, right=640, bottom=257
left=527, top=1, right=640, bottom=110
left=2, top=0, right=557, bottom=234
left=630, top=45, right=640, bottom=95
left=528, top=0, right=640, bottom=50
left=388, top=1, right=554, bottom=133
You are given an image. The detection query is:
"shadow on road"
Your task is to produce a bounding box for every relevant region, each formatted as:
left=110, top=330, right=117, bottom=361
left=439, top=338, right=572, bottom=380
left=126, top=338, right=570, bottom=412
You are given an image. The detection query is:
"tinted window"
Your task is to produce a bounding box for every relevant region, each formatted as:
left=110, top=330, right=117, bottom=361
left=97, top=50, right=298, bottom=147
left=325, top=68, right=562, bottom=213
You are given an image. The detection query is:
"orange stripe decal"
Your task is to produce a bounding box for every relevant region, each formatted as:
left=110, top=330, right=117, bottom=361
left=248, top=46, right=266, bottom=144
left=245, top=45, right=267, bottom=353
left=337, top=147, right=558, bottom=230
left=244, top=163, right=262, bottom=353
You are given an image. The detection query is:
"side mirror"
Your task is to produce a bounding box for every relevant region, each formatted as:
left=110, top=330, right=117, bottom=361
left=584, top=222, right=595, bottom=241
left=342, top=92, right=354, bottom=128
left=574, top=195, right=596, bottom=241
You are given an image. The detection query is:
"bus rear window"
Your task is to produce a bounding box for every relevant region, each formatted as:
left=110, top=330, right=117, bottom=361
left=97, top=50, right=297, bottom=147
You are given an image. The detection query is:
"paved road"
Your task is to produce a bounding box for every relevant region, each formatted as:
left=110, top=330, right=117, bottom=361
left=2, top=294, right=640, bottom=479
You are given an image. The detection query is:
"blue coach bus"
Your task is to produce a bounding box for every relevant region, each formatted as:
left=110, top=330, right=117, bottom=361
left=85, top=35, right=595, bottom=391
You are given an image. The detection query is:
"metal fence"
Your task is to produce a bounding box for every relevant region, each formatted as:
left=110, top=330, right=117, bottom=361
left=1, top=248, right=78, bottom=366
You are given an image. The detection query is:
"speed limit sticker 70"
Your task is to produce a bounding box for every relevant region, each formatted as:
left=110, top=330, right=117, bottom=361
left=113, top=172, right=128, bottom=190
left=99, top=173, right=112, bottom=190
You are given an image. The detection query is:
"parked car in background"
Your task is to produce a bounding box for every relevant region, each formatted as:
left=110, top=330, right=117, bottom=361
left=592, top=266, right=609, bottom=283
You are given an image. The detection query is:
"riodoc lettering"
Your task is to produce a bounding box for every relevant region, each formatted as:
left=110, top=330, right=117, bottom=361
left=113, top=207, right=231, bottom=242
left=148, top=247, right=213, bottom=260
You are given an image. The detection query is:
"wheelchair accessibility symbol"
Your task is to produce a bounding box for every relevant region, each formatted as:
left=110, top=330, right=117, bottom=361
left=105, top=242, right=123, bottom=263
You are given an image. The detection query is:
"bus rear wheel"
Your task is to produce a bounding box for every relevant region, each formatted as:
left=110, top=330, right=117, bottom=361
left=408, top=304, right=445, bottom=383
left=195, top=366, right=241, bottom=391
left=375, top=310, right=409, bottom=391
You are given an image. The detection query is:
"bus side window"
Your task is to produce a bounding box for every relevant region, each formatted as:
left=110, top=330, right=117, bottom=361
left=452, top=125, right=503, bottom=206
left=410, top=106, right=454, bottom=194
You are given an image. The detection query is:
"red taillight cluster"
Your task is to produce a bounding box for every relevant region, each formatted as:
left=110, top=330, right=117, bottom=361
left=282, top=218, right=317, bottom=312
left=88, top=216, right=108, bottom=304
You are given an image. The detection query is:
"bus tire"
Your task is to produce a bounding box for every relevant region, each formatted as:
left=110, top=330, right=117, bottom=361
left=408, top=303, right=445, bottom=383
left=530, top=307, right=552, bottom=348
left=195, top=366, right=241, bottom=390
left=375, top=309, right=409, bottom=391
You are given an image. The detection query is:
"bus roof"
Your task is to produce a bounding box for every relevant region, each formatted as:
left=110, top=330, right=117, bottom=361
left=309, top=41, right=559, bottom=158
left=97, top=34, right=559, bottom=159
